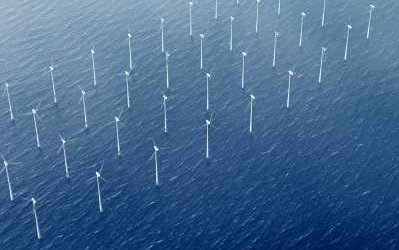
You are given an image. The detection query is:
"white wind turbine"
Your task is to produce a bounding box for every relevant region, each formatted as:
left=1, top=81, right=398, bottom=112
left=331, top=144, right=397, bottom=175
left=124, top=71, right=131, bottom=109
left=215, top=0, right=218, bottom=19
left=32, top=198, right=41, bottom=239
left=299, top=12, right=306, bottom=47
left=92, top=162, right=106, bottom=213
left=31, top=104, right=41, bottom=148
left=3, top=82, right=14, bottom=121
left=344, top=24, right=352, bottom=61
left=49, top=65, right=57, bottom=104
left=249, top=94, right=255, bottom=133
left=128, top=32, right=133, bottom=70
left=79, top=87, right=88, bottom=128
left=162, top=94, right=168, bottom=133
left=229, top=16, right=234, bottom=51
left=256, top=0, right=261, bottom=34
left=108, top=109, right=126, bottom=157
left=57, top=134, right=70, bottom=178
left=189, top=2, right=193, bottom=36
left=165, top=52, right=170, bottom=89
left=273, top=31, right=279, bottom=68
left=277, top=0, right=281, bottom=16
left=205, top=119, right=211, bottom=159
left=161, top=18, right=166, bottom=53
left=321, top=0, right=326, bottom=27
left=318, top=47, right=327, bottom=83
left=152, top=143, right=160, bottom=186
left=91, top=48, right=97, bottom=86
left=200, top=34, right=205, bottom=69
left=0, top=153, right=18, bottom=201
left=241, top=52, right=247, bottom=89
left=366, top=4, right=375, bottom=40
left=205, top=73, right=211, bottom=111
left=286, top=70, right=294, bottom=108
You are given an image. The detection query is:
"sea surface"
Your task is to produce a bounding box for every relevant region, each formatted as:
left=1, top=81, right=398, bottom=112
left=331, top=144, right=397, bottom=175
left=0, top=0, right=399, bottom=249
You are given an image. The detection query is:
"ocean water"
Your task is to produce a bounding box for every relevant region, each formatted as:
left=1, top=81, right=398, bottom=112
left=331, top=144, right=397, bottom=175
left=0, top=0, right=399, bottom=249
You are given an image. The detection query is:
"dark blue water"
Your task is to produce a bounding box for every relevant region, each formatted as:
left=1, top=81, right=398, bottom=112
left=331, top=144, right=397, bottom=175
left=1, top=0, right=399, bottom=249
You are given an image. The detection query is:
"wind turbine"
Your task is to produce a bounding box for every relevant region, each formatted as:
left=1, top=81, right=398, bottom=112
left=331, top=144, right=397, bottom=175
left=79, top=87, right=88, bottom=128
left=0, top=154, right=16, bottom=201
left=286, top=70, right=294, bottom=108
left=205, top=73, right=211, bottom=111
left=256, top=0, right=261, bottom=33
left=128, top=32, right=133, bottom=70
left=189, top=2, right=193, bottom=36
left=114, top=116, right=122, bottom=157
left=49, top=65, right=57, bottom=104
left=318, top=47, right=327, bottom=83
left=230, top=16, right=234, bottom=51
left=4, top=82, right=14, bottom=121
left=366, top=4, right=375, bottom=39
left=205, top=119, right=211, bottom=159
left=93, top=162, right=106, bottom=213
left=200, top=34, right=204, bottom=69
left=31, top=198, right=41, bottom=239
left=241, top=52, right=247, bottom=89
left=153, top=143, right=160, bottom=186
left=161, top=18, right=166, bottom=53
left=31, top=105, right=41, bottom=148
left=91, top=48, right=97, bottom=86
left=215, top=0, right=218, bottom=19
left=277, top=0, right=281, bottom=16
left=299, top=12, right=306, bottom=47
left=344, top=24, right=352, bottom=61
left=249, top=94, right=255, bottom=133
left=57, top=134, right=70, bottom=178
left=165, top=52, right=170, bottom=89
left=321, top=0, right=326, bottom=27
left=273, top=31, right=279, bottom=68
left=124, top=71, right=131, bottom=109
left=162, top=94, right=168, bottom=133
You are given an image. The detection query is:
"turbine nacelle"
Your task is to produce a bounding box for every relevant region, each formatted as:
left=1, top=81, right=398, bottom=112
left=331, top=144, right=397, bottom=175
left=31, top=198, right=36, bottom=204
left=128, top=33, right=132, bottom=38
left=242, top=52, right=247, bottom=57
left=347, top=24, right=352, bottom=30
left=370, top=4, right=375, bottom=9
left=250, top=94, right=255, bottom=100
left=154, top=145, right=159, bottom=152
left=200, top=34, right=204, bottom=39
left=206, top=119, right=211, bottom=126
left=91, top=49, right=95, bottom=55
left=301, top=12, right=306, bottom=17
left=163, top=94, right=168, bottom=100
left=124, top=71, right=129, bottom=77
left=115, top=116, right=120, bottom=123
left=49, top=66, right=54, bottom=71
left=289, top=70, right=294, bottom=76
left=206, top=73, right=211, bottom=78
left=96, top=171, right=101, bottom=178
left=230, top=16, right=235, bottom=21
